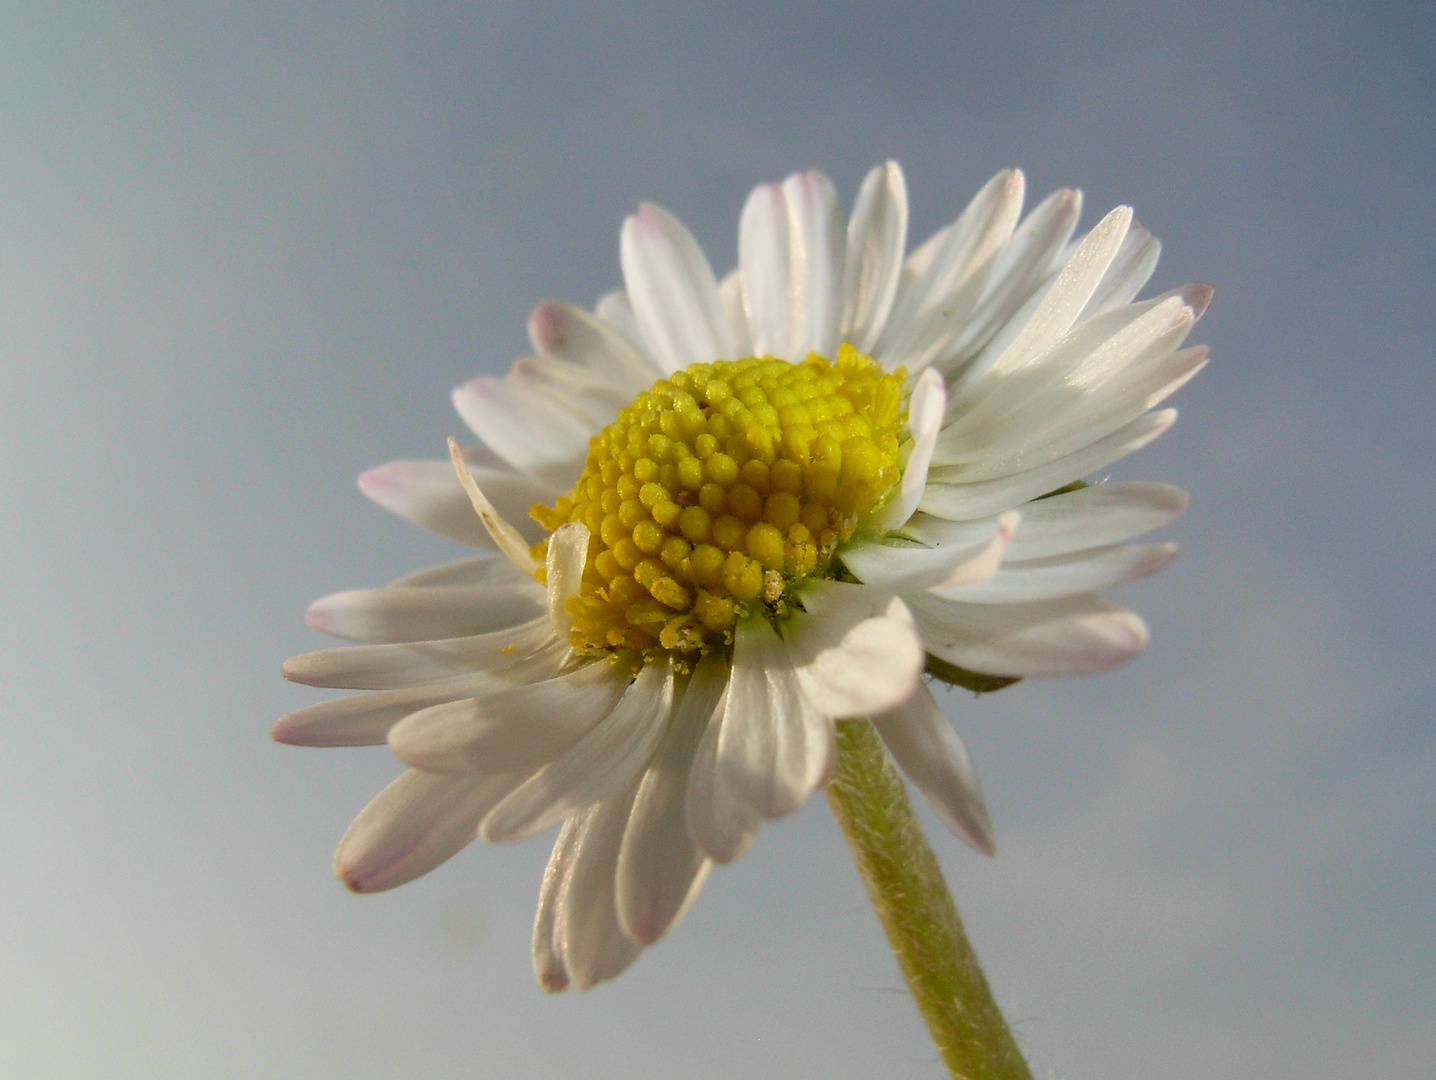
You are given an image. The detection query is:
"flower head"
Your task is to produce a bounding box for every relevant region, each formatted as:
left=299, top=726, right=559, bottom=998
left=277, top=163, right=1207, bottom=990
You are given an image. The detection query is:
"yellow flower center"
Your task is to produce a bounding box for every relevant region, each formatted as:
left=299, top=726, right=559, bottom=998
left=530, top=344, right=906, bottom=660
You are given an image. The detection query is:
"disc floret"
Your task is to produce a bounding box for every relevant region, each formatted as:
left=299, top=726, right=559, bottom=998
left=531, top=344, right=907, bottom=660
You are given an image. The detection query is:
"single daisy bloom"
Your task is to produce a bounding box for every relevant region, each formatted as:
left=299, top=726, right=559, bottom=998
left=277, top=162, right=1207, bottom=991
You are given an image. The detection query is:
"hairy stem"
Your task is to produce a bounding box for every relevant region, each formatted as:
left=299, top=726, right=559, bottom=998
left=825, top=718, right=1033, bottom=1080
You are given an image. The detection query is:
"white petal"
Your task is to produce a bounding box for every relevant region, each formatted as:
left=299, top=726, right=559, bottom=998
left=841, top=160, right=908, bottom=353
left=782, top=170, right=844, bottom=359
left=935, top=543, right=1177, bottom=604
left=545, top=522, right=589, bottom=640
left=981, top=346, right=1206, bottom=480
left=717, top=618, right=834, bottom=819
left=946, top=354, right=1202, bottom=489
left=934, top=294, right=1202, bottom=475
left=783, top=582, right=923, bottom=717
left=451, top=377, right=593, bottom=490
left=935, top=188, right=1084, bottom=382
left=920, top=409, right=1177, bottom=521
left=982, top=205, right=1133, bottom=380
left=526, top=300, right=662, bottom=389
left=594, top=289, right=644, bottom=350
left=480, top=658, right=676, bottom=842
left=388, top=660, right=630, bottom=774
left=683, top=664, right=759, bottom=863
left=282, top=616, right=556, bottom=690
left=533, top=813, right=584, bottom=992
left=904, top=219, right=950, bottom=278
left=718, top=269, right=753, bottom=358
left=621, top=203, right=734, bottom=371
left=937, top=292, right=1193, bottom=452
left=995, top=481, right=1189, bottom=560
left=616, top=660, right=724, bottom=945
left=871, top=367, right=944, bottom=531
left=556, top=782, right=644, bottom=990
left=303, top=583, right=546, bottom=644
left=872, top=686, right=994, bottom=855
left=507, top=356, right=623, bottom=430
left=332, top=769, right=521, bottom=893
left=918, top=513, right=1020, bottom=589
left=840, top=511, right=1016, bottom=592
left=1079, top=220, right=1161, bottom=319
left=388, top=555, right=532, bottom=588
left=358, top=458, right=552, bottom=548
left=876, top=169, right=1025, bottom=374
left=272, top=675, right=496, bottom=747
left=909, top=592, right=1150, bottom=677
left=887, top=171, right=1023, bottom=327
left=738, top=182, right=789, bottom=357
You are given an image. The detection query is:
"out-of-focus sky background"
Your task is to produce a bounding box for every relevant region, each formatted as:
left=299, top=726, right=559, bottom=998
left=2, top=2, right=1432, bottom=1077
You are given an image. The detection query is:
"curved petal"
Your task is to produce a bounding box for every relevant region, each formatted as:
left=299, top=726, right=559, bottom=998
left=782, top=581, right=923, bottom=717
left=443, top=438, right=544, bottom=576
left=332, top=768, right=522, bottom=894
left=841, top=160, right=908, bottom=354
left=545, top=522, right=589, bottom=639
left=358, top=458, right=553, bottom=548
left=387, top=660, right=630, bottom=775
left=616, top=658, right=725, bottom=945
left=717, top=617, right=834, bottom=820
left=909, top=592, right=1149, bottom=677
left=683, top=668, right=759, bottom=863
left=556, top=781, right=645, bottom=990
left=871, top=367, right=945, bottom=532
left=533, top=813, right=585, bottom=992
left=840, top=511, right=1016, bottom=593
left=480, top=658, right=676, bottom=842
left=872, top=686, right=994, bottom=855
left=621, top=202, right=734, bottom=371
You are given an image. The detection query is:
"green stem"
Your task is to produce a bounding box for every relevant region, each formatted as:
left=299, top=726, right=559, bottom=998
left=826, top=718, right=1033, bottom=1080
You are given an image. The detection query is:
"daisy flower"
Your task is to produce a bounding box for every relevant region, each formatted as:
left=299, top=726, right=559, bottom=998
left=276, top=162, right=1207, bottom=992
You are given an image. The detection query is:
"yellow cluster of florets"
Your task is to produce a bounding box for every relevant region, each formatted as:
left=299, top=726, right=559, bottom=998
left=530, top=344, right=906, bottom=659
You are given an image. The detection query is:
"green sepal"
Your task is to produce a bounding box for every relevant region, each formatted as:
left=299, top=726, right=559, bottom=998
left=1033, top=478, right=1089, bottom=500
left=924, top=654, right=1021, bottom=695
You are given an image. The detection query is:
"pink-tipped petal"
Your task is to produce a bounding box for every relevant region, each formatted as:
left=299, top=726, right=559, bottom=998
left=872, top=686, right=995, bottom=856
left=333, top=769, right=521, bottom=893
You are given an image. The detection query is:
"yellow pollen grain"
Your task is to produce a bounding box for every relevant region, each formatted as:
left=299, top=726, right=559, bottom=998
left=531, top=346, right=906, bottom=658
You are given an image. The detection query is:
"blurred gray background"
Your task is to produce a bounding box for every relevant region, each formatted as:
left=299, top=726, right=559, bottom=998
left=2, top=2, right=1432, bottom=1077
